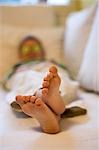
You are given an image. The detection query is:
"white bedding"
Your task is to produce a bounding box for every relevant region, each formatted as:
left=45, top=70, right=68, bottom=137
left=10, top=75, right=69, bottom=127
left=0, top=86, right=99, bottom=150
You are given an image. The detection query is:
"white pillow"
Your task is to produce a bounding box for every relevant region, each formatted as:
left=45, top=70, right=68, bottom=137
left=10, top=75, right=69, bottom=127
left=64, top=4, right=97, bottom=79
left=77, top=6, right=99, bottom=93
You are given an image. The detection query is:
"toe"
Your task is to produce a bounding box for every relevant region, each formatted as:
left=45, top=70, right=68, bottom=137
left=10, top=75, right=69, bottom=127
left=35, top=98, right=42, bottom=106
left=16, top=95, right=25, bottom=105
left=49, top=65, right=57, bottom=75
left=22, top=102, right=34, bottom=115
left=42, top=81, right=49, bottom=88
left=42, top=88, right=48, bottom=96
left=44, top=72, right=53, bottom=81
left=24, top=96, right=31, bottom=103
left=30, top=96, right=36, bottom=103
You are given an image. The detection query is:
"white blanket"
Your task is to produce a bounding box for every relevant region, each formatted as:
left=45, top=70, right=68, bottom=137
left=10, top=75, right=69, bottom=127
left=5, top=62, right=79, bottom=106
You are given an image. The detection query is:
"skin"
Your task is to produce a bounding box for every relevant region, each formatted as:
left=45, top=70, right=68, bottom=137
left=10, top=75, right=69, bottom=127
left=16, top=66, right=65, bottom=134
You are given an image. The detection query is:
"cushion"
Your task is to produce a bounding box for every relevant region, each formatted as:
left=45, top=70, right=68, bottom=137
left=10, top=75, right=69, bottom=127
left=77, top=6, right=99, bottom=93
left=64, top=4, right=97, bottom=79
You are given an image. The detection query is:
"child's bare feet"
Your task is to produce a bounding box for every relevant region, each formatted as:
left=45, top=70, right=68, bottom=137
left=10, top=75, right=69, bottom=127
left=35, top=66, right=65, bottom=115
left=16, top=95, right=60, bottom=134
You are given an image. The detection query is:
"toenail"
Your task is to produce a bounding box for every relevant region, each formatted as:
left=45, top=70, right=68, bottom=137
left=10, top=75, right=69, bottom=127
left=30, top=96, right=36, bottom=103
left=42, top=81, right=49, bottom=87
left=36, top=98, right=41, bottom=106
left=16, top=95, right=21, bottom=101
left=49, top=66, right=57, bottom=73
left=26, top=96, right=31, bottom=101
left=23, top=96, right=28, bottom=103
left=42, top=89, right=48, bottom=95
left=47, top=73, right=53, bottom=79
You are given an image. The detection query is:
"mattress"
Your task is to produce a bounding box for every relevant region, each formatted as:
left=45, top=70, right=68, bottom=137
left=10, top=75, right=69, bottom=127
left=0, top=86, right=99, bottom=150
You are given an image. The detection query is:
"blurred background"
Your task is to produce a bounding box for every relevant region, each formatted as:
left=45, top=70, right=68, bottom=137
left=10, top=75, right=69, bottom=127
left=0, top=0, right=95, bottom=26
left=0, top=0, right=97, bottom=79
left=0, top=0, right=94, bottom=7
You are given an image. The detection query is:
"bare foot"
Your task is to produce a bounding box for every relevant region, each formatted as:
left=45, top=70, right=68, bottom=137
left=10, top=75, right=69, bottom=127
left=35, top=65, right=65, bottom=115
left=16, top=95, right=60, bottom=134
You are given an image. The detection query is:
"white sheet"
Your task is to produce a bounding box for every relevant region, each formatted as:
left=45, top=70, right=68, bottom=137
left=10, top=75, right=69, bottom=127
left=0, top=86, right=99, bottom=150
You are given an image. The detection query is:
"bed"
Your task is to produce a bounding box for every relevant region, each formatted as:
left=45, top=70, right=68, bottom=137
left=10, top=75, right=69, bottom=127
left=0, top=4, right=99, bottom=150
left=0, top=61, right=98, bottom=150
left=0, top=86, right=99, bottom=150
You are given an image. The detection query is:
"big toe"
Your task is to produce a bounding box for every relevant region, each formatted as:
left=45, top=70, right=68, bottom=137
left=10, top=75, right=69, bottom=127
left=16, top=95, right=25, bottom=106
left=49, top=65, right=57, bottom=76
left=16, top=95, right=31, bottom=107
left=44, top=72, right=53, bottom=81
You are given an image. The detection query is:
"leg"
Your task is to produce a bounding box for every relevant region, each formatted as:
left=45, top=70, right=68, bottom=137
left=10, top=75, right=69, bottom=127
left=16, top=95, right=60, bottom=134
left=35, top=65, right=65, bottom=115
